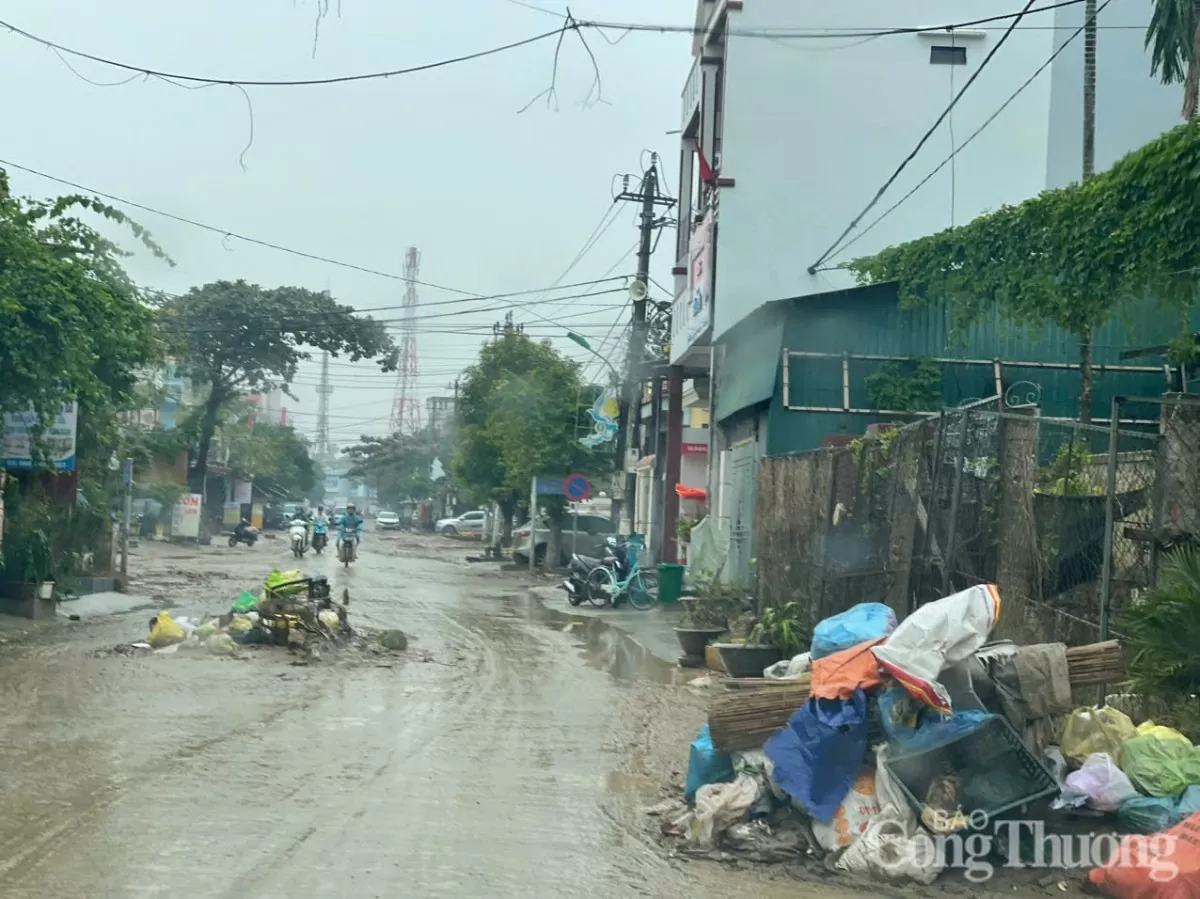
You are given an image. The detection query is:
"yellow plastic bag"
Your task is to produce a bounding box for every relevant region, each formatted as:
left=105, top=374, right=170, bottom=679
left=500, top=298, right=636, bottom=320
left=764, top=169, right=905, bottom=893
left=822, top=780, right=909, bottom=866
left=1135, top=721, right=1193, bottom=745
left=228, top=616, right=254, bottom=633
left=1061, top=706, right=1137, bottom=766
left=147, top=611, right=186, bottom=648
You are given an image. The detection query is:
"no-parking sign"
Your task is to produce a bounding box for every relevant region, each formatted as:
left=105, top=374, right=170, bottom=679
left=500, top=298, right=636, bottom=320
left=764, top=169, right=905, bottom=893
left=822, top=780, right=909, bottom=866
left=564, top=473, right=591, bottom=501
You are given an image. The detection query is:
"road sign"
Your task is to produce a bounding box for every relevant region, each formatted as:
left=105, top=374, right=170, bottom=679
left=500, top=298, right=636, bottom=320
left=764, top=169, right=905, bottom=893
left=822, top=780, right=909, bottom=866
left=122, top=458, right=134, bottom=486
left=535, top=477, right=565, bottom=495
left=564, top=473, right=591, bottom=501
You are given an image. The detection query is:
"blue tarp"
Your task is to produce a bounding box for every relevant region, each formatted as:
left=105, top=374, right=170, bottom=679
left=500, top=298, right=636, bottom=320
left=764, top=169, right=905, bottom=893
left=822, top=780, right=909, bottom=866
left=764, top=688, right=869, bottom=822
left=685, top=724, right=733, bottom=803
left=811, top=602, right=896, bottom=660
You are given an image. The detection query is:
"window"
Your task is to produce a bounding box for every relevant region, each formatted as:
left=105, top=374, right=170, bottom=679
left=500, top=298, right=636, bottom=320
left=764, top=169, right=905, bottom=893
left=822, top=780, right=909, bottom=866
left=930, top=45, right=967, bottom=65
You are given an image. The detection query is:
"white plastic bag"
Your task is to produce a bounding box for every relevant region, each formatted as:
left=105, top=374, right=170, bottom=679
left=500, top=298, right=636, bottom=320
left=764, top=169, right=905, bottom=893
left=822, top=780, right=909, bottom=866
left=811, top=769, right=881, bottom=851
left=1064, top=752, right=1139, bottom=812
left=835, top=745, right=945, bottom=884
left=764, top=652, right=812, bottom=681
left=871, top=584, right=1000, bottom=713
left=673, top=774, right=760, bottom=848
left=686, top=517, right=729, bottom=586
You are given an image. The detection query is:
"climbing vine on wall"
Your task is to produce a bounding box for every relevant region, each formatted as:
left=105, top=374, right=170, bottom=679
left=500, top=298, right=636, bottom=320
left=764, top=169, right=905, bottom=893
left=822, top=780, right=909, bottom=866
left=865, top=358, right=943, bottom=412
left=846, top=121, right=1200, bottom=418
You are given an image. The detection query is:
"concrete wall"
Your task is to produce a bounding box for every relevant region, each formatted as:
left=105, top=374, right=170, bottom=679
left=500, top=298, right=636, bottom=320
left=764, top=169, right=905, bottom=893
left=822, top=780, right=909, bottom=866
left=710, top=0, right=1178, bottom=339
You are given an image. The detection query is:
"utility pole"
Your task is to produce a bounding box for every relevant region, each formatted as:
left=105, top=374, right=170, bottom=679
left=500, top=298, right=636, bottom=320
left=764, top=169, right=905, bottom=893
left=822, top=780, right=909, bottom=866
left=121, top=457, right=133, bottom=578
left=1080, top=0, right=1098, bottom=422
left=315, top=351, right=332, bottom=459
left=612, top=158, right=675, bottom=533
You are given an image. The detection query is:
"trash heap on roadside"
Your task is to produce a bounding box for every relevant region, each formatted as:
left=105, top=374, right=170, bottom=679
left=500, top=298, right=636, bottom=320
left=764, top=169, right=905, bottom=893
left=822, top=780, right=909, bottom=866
left=132, top=568, right=351, bottom=660
left=659, top=584, right=1200, bottom=896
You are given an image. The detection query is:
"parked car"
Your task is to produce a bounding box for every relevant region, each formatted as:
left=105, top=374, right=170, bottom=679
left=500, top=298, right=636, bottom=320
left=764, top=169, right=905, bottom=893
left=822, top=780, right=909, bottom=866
left=436, top=510, right=486, bottom=537
left=375, top=510, right=402, bottom=530
left=512, top=513, right=617, bottom=567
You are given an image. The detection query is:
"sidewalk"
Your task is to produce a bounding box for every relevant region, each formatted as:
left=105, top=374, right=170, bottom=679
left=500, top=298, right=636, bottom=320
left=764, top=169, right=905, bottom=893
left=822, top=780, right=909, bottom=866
left=531, top=585, right=684, bottom=665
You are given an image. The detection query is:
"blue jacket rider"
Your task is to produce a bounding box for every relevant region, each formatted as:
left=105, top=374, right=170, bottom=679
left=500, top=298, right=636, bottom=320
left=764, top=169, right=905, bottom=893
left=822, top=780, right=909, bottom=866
left=338, top=503, right=364, bottom=546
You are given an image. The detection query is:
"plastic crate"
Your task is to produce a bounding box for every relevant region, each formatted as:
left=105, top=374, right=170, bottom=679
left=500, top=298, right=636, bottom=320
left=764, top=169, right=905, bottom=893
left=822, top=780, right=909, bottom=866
left=884, top=716, right=1058, bottom=825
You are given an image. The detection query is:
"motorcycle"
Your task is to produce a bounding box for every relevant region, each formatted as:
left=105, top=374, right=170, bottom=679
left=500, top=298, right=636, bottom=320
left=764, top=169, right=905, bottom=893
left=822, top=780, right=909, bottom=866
left=228, top=519, right=259, bottom=547
left=311, top=519, right=328, bottom=554
left=562, top=536, right=628, bottom=608
left=289, top=518, right=310, bottom=558
left=338, top=534, right=359, bottom=569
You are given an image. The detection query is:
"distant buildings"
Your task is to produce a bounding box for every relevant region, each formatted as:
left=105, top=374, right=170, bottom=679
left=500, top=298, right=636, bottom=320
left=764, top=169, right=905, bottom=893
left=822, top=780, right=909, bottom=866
left=426, top=396, right=458, bottom=436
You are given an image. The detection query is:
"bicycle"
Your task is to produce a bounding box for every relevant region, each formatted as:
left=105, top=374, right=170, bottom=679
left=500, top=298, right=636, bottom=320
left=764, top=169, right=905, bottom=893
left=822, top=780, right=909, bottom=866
left=585, top=534, right=658, bottom=611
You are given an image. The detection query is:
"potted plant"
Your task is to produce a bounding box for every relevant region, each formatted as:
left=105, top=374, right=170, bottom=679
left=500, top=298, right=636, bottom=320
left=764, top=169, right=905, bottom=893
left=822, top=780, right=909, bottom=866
left=1, top=518, right=57, bottom=619
left=674, top=589, right=734, bottom=658
left=715, top=602, right=807, bottom=679
left=675, top=513, right=704, bottom=566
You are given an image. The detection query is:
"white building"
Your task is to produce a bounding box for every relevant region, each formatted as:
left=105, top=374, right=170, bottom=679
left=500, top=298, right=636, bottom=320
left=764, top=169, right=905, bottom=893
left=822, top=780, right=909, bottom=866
left=669, top=0, right=1181, bottom=362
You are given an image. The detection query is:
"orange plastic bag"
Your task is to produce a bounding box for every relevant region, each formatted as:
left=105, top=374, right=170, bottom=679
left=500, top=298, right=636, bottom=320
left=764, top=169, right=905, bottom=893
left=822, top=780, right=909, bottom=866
left=810, top=638, right=885, bottom=700
left=1089, top=812, right=1200, bottom=898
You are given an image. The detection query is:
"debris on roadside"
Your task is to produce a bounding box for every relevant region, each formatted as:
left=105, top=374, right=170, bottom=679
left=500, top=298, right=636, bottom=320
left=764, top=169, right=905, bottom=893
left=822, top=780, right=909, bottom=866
left=653, top=584, right=1200, bottom=893
left=94, top=568, right=412, bottom=666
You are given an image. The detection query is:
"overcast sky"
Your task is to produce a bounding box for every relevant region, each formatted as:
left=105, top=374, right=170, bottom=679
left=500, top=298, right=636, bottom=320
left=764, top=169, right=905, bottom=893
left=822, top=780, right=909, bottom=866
left=1, top=0, right=692, bottom=449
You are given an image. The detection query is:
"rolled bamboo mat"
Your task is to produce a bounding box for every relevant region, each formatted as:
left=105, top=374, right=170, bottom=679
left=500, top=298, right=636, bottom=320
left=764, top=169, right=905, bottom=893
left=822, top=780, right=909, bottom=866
left=708, top=640, right=1126, bottom=753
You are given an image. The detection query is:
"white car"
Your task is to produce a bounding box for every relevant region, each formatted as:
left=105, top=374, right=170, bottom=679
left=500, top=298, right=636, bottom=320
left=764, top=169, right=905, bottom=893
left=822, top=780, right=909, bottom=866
left=375, top=510, right=401, bottom=531
left=435, top=510, right=486, bottom=537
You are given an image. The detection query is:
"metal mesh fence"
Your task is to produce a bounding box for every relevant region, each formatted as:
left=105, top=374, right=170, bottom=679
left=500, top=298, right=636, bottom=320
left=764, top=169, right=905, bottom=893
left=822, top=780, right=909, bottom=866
left=755, top=394, right=1199, bottom=646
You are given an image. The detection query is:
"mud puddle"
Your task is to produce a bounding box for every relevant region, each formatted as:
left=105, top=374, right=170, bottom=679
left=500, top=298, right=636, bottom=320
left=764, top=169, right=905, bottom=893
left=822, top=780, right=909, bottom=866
left=502, top=591, right=688, bottom=685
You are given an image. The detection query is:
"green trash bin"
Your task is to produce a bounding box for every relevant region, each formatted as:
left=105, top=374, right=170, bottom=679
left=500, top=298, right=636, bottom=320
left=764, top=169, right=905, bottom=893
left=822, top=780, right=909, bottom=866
left=657, top=563, right=685, bottom=604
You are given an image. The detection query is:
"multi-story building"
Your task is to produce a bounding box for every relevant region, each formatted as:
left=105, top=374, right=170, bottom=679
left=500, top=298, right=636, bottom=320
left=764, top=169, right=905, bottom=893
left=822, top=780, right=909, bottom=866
left=668, top=0, right=1182, bottom=581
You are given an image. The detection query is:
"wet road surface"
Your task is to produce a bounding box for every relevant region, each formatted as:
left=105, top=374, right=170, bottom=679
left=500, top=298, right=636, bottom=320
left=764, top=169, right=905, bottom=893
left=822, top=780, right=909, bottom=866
left=0, top=533, right=867, bottom=899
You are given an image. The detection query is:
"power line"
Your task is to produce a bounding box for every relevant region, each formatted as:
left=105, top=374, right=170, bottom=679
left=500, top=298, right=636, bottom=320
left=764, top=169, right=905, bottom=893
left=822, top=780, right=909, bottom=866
left=817, top=0, right=1116, bottom=270
left=0, top=155, right=636, bottom=300
left=0, top=19, right=566, bottom=86
left=806, top=0, right=1040, bottom=274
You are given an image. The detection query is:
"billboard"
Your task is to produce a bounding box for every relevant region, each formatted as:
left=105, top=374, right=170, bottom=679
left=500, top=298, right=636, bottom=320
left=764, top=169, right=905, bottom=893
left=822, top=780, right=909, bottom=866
left=670, top=215, right=713, bottom=363
left=2, top=403, right=78, bottom=471
left=171, top=494, right=203, bottom=538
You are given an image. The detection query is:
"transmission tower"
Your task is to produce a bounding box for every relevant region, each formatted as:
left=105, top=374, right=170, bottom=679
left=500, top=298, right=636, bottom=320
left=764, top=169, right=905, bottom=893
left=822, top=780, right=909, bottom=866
left=389, top=246, right=423, bottom=435
left=315, top=351, right=333, bottom=459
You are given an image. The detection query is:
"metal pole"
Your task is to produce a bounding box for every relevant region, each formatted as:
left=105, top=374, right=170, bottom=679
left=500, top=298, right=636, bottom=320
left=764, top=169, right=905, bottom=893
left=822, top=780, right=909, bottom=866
left=572, top=504, right=578, bottom=557
left=1098, top=396, right=1121, bottom=641
left=529, top=477, right=537, bottom=573
left=664, top=365, right=684, bottom=563
left=942, top=410, right=970, bottom=595
left=121, top=457, right=133, bottom=578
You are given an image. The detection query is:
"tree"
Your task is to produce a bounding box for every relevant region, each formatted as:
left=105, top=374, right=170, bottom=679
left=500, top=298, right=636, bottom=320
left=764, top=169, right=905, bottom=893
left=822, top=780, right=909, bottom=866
left=454, top=327, right=601, bottom=566
left=222, top=415, right=322, bottom=501
left=344, top=427, right=452, bottom=510
left=1147, top=0, right=1200, bottom=120
left=160, top=280, right=397, bottom=492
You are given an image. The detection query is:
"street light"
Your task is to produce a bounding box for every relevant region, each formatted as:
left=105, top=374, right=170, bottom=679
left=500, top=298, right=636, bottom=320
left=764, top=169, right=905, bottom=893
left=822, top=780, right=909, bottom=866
left=567, top=331, right=620, bottom=384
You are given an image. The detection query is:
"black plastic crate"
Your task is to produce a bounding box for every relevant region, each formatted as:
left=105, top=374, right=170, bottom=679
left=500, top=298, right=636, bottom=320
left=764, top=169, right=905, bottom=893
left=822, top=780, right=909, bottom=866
left=884, top=716, right=1058, bottom=825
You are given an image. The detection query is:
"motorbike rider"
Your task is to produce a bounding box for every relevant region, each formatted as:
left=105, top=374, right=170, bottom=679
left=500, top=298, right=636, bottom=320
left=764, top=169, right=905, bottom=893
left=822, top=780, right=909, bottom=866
left=337, top=503, right=365, bottom=559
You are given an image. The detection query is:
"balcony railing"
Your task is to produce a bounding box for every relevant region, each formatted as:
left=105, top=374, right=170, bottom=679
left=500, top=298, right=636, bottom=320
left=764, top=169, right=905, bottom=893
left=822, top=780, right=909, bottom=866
left=681, top=57, right=701, bottom=131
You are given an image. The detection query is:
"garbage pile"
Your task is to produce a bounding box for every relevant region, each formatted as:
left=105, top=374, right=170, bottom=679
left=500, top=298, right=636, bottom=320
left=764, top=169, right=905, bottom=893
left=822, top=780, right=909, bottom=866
left=664, top=584, right=1200, bottom=896
left=131, top=568, right=351, bottom=660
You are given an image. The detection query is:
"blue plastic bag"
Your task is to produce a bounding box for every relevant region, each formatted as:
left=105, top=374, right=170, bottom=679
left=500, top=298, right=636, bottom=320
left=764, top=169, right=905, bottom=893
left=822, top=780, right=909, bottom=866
left=811, top=603, right=897, bottom=660
left=685, top=724, right=733, bottom=803
left=764, top=688, right=869, bottom=822
left=1175, top=786, right=1200, bottom=823
left=879, top=687, right=993, bottom=754
left=1118, top=796, right=1176, bottom=834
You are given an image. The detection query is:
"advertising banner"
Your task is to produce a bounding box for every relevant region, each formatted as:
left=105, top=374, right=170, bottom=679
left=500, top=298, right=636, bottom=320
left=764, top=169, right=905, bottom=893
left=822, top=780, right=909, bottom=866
left=2, top=403, right=78, bottom=471
left=670, top=216, right=713, bottom=363
left=233, top=479, right=253, bottom=504
left=171, top=494, right=203, bottom=538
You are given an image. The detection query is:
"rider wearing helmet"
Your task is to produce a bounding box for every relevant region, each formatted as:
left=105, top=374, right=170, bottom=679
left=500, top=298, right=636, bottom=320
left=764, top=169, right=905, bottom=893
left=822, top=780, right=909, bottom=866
left=338, top=502, right=365, bottom=559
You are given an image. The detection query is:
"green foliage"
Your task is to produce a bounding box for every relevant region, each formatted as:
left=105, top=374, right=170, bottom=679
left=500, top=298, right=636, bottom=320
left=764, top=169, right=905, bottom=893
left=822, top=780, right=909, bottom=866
left=1125, top=547, right=1200, bottom=700
left=161, top=280, right=398, bottom=489
left=1037, top=440, right=1102, bottom=497
left=222, top=416, right=320, bottom=499
left=750, top=602, right=808, bottom=654
left=681, top=595, right=738, bottom=630
left=345, top=427, right=452, bottom=507
left=1145, top=0, right=1199, bottom=119
left=865, top=358, right=942, bottom=412
left=453, top=327, right=600, bottom=512
left=0, top=170, right=165, bottom=451
left=676, top=513, right=705, bottom=543
left=847, top=123, right=1200, bottom=410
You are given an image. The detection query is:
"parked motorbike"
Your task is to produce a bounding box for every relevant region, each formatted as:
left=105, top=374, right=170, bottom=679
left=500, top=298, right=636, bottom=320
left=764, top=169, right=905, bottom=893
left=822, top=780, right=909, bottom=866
left=311, top=519, right=328, bottom=554
left=229, top=519, right=259, bottom=547
left=289, top=518, right=310, bottom=558
left=562, top=536, right=628, bottom=608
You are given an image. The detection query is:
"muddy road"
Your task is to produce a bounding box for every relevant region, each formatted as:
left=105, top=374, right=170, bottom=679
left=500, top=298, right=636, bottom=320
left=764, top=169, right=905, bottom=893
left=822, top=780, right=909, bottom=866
left=0, top=532, right=882, bottom=899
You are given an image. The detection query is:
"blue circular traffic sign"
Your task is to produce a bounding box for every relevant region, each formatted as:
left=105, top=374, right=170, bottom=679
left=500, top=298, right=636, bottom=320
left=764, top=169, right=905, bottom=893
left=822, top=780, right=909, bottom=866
left=564, top=473, right=591, bottom=501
